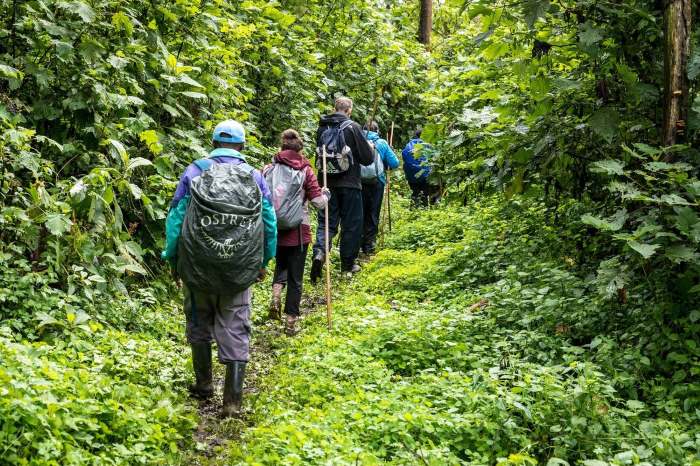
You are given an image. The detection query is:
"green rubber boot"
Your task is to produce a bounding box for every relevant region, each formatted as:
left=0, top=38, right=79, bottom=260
left=188, top=342, right=214, bottom=400
left=222, top=361, right=246, bottom=418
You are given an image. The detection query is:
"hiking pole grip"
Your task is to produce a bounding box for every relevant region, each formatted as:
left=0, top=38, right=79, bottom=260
left=321, top=145, right=332, bottom=331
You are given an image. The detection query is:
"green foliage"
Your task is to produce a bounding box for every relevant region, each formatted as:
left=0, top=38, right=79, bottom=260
left=227, top=199, right=700, bottom=465
left=0, top=317, right=195, bottom=465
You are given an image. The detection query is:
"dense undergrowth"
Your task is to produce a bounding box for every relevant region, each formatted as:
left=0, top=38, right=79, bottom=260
left=0, top=1, right=424, bottom=463
left=229, top=197, right=699, bottom=465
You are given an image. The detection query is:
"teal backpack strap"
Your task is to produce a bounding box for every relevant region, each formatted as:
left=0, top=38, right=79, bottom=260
left=193, top=158, right=215, bottom=172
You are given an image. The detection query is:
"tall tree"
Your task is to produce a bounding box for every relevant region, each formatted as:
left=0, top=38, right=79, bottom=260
left=418, top=0, right=432, bottom=45
left=662, top=0, right=692, bottom=147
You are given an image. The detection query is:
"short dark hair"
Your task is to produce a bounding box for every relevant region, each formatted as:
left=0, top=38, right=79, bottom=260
left=414, top=128, right=422, bottom=138
left=334, top=96, right=353, bottom=113
left=363, top=121, right=379, bottom=133
left=213, top=140, right=244, bottom=151
left=280, top=128, right=303, bottom=152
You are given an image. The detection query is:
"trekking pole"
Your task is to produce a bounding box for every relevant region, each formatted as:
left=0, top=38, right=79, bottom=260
left=321, top=146, right=332, bottom=331
left=387, top=122, right=394, bottom=233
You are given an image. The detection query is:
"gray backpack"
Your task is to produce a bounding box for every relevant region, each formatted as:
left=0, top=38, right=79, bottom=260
left=360, top=140, right=385, bottom=184
left=264, top=163, right=306, bottom=230
left=177, top=158, right=263, bottom=294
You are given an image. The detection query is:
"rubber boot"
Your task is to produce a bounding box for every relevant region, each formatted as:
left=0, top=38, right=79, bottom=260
left=268, top=283, right=283, bottom=321
left=188, top=342, right=214, bottom=399
left=310, top=250, right=325, bottom=284
left=222, top=361, right=246, bottom=418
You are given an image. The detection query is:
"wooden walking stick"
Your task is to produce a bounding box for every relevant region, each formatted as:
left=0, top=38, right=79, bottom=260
left=387, top=122, right=394, bottom=233
left=321, top=146, right=332, bottom=331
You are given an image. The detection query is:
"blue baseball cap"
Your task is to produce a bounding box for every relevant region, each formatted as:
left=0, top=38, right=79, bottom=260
left=212, top=120, right=245, bottom=143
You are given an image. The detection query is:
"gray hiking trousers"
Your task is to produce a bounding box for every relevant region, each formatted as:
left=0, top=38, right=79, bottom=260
left=183, top=286, right=251, bottom=363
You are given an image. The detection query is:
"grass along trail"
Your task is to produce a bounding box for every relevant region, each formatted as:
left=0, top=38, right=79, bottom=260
left=199, top=196, right=699, bottom=465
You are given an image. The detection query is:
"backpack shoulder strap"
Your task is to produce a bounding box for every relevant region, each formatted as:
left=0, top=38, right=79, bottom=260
left=339, top=120, right=353, bottom=131
left=193, top=158, right=215, bottom=171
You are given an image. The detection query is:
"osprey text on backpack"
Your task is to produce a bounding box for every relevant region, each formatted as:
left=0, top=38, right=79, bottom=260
left=264, top=163, right=306, bottom=230
left=316, top=120, right=354, bottom=175
left=177, top=159, right=264, bottom=295
left=360, top=140, right=385, bottom=184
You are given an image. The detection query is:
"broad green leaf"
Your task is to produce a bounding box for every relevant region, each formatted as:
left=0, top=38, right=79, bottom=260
left=591, top=159, right=624, bottom=176
left=581, top=209, right=627, bottom=231
left=138, top=130, right=163, bottom=155
left=58, top=1, right=96, bottom=22
left=45, top=213, right=73, bottom=236
left=178, top=74, right=204, bottom=88
left=523, top=0, right=550, bottom=27
left=112, top=11, right=134, bottom=36
left=589, top=108, right=619, bottom=143
left=579, top=23, right=603, bottom=46
left=627, top=241, right=659, bottom=259
left=108, top=139, right=129, bottom=165
left=127, top=157, right=154, bottom=171
left=665, top=245, right=697, bottom=263
left=180, top=91, right=208, bottom=100
left=658, top=194, right=692, bottom=206
left=129, top=183, right=143, bottom=199
left=0, top=64, right=23, bottom=80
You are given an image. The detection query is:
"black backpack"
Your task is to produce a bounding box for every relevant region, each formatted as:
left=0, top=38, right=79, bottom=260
left=316, top=120, right=354, bottom=175
left=177, top=159, right=263, bottom=295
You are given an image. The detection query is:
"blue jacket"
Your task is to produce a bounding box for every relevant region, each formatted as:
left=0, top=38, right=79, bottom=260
left=364, top=131, right=399, bottom=185
left=161, top=148, right=277, bottom=268
left=402, top=138, right=432, bottom=183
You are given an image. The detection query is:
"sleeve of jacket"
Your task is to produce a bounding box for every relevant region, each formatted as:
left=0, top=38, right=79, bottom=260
left=161, top=170, right=193, bottom=265
left=378, top=140, right=399, bottom=170
left=349, top=123, right=374, bottom=166
left=255, top=172, right=277, bottom=268
left=161, top=195, right=189, bottom=265
left=261, top=197, right=277, bottom=267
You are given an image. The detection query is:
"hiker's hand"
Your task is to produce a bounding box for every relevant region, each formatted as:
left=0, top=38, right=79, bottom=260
left=257, top=268, right=267, bottom=282
left=321, top=187, right=331, bottom=199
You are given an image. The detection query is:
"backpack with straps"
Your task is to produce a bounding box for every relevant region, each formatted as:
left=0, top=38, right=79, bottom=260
left=177, top=158, right=263, bottom=294
left=316, top=120, right=354, bottom=175
left=360, top=139, right=385, bottom=184
left=264, top=163, right=306, bottom=230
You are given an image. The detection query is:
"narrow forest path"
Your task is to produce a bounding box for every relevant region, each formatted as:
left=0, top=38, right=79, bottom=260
left=180, top=284, right=330, bottom=465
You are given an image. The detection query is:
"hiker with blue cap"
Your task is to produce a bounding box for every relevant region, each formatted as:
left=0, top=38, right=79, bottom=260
left=161, top=119, right=277, bottom=417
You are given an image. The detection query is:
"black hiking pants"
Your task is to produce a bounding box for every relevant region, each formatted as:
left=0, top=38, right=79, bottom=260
left=361, top=181, right=384, bottom=253
left=409, top=181, right=440, bottom=207
left=273, top=244, right=309, bottom=316
left=313, top=186, right=363, bottom=269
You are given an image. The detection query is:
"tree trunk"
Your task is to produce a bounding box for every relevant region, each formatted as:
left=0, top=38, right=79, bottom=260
left=662, top=0, right=691, bottom=147
left=418, top=0, right=432, bottom=46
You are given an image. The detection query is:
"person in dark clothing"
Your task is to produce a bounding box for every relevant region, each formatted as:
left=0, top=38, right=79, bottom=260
left=263, top=130, right=329, bottom=335
left=361, top=121, right=399, bottom=255
left=402, top=128, right=440, bottom=207
left=310, top=96, right=374, bottom=281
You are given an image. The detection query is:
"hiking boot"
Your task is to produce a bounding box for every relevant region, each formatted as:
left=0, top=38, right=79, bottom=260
left=341, top=263, right=361, bottom=274
left=188, top=342, right=214, bottom=400
left=285, top=314, right=299, bottom=336
left=310, top=251, right=324, bottom=284
left=268, top=283, right=283, bottom=321
left=222, top=361, right=246, bottom=418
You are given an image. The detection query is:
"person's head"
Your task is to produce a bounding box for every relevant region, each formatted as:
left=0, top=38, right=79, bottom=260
left=363, top=120, right=379, bottom=134
left=212, top=119, right=245, bottom=151
left=280, top=128, right=303, bottom=152
left=414, top=128, right=422, bottom=139
left=334, top=96, right=353, bottom=116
